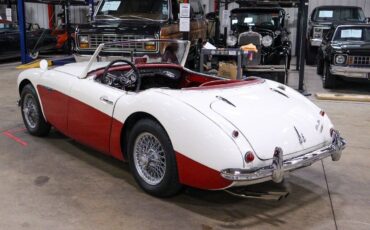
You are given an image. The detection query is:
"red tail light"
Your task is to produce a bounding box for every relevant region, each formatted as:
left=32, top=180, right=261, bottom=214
left=245, top=151, right=255, bottom=163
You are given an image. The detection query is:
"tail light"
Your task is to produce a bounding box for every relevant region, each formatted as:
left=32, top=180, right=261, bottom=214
left=245, top=151, right=255, bottom=163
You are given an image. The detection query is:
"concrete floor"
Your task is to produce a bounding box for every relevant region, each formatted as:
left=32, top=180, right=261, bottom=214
left=0, top=60, right=369, bottom=230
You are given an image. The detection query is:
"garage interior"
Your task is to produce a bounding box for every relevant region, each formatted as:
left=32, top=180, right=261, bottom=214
left=1, top=0, right=370, bottom=230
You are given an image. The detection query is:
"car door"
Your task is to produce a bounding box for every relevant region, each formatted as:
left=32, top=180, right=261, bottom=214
left=37, top=70, right=77, bottom=134
left=2, top=30, right=20, bottom=58
left=67, top=78, right=125, bottom=154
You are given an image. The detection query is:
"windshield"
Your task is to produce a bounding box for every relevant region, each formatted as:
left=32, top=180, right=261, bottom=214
left=0, top=22, right=16, bottom=30
left=82, top=39, right=190, bottom=78
left=230, top=10, right=282, bottom=30
left=313, top=8, right=365, bottom=22
left=96, top=0, right=169, bottom=21
left=333, top=27, right=370, bottom=42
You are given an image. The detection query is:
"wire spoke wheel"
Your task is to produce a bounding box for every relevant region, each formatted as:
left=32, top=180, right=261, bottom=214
left=20, top=84, right=50, bottom=136
left=133, top=132, right=166, bottom=186
left=22, top=94, right=39, bottom=129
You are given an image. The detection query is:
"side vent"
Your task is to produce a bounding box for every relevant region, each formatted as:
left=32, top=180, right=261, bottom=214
left=270, top=88, right=289, bottom=98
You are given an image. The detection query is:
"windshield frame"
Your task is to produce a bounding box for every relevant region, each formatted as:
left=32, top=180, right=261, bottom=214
left=80, top=39, right=190, bottom=79
left=230, top=9, right=284, bottom=31
left=94, top=0, right=170, bottom=22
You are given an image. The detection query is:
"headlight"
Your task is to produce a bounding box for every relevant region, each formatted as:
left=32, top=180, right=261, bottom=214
left=335, top=55, right=346, bottom=64
left=313, top=27, right=323, bottom=39
left=79, top=35, right=89, bottom=48
left=227, top=35, right=237, bottom=47
left=144, top=41, right=156, bottom=51
left=262, top=35, right=273, bottom=47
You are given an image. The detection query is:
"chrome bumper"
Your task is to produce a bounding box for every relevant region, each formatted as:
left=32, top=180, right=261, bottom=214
left=220, top=130, right=346, bottom=185
left=331, top=65, right=370, bottom=79
left=310, top=38, right=322, bottom=47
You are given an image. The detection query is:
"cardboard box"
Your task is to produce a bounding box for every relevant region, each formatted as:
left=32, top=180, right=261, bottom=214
left=218, top=61, right=238, bottom=80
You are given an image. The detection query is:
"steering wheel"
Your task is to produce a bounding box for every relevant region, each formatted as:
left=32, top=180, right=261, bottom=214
left=102, top=59, right=141, bottom=92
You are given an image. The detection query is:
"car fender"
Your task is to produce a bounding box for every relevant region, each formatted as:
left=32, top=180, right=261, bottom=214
left=113, top=89, right=247, bottom=189
left=18, top=68, right=48, bottom=120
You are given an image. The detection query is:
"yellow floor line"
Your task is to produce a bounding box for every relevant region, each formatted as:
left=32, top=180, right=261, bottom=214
left=16, top=60, right=52, bottom=70
left=315, top=93, right=370, bottom=102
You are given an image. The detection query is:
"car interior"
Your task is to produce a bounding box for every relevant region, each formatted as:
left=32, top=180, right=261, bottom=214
left=91, top=62, right=262, bottom=92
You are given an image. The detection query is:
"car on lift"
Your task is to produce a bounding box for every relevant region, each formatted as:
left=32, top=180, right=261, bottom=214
left=306, top=5, right=367, bottom=65
left=224, top=7, right=291, bottom=84
left=0, top=20, right=57, bottom=60
left=17, top=39, right=345, bottom=198
left=75, top=0, right=207, bottom=69
left=317, top=24, right=370, bottom=88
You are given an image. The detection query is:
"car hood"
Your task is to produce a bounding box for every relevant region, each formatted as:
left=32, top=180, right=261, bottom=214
left=77, top=20, right=161, bottom=35
left=332, top=41, right=370, bottom=55
left=161, top=80, right=333, bottom=160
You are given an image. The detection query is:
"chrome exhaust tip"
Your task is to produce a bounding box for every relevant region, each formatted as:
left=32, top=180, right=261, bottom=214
left=225, top=188, right=289, bottom=201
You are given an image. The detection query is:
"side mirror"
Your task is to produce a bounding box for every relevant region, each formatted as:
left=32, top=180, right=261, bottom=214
left=366, top=17, right=370, bottom=23
left=206, top=12, right=216, bottom=21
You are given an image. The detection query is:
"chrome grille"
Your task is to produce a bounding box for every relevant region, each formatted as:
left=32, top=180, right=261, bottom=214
left=238, top=31, right=262, bottom=66
left=238, top=31, right=262, bottom=46
left=349, top=56, right=370, bottom=66
left=88, top=34, right=150, bottom=51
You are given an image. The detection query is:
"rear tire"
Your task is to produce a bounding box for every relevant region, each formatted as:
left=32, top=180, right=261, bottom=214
left=323, top=62, right=336, bottom=89
left=128, top=119, right=182, bottom=197
left=21, top=84, right=51, bottom=136
left=317, top=58, right=324, bottom=75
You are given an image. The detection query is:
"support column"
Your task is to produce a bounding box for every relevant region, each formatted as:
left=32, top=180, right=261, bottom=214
left=88, top=0, right=94, bottom=21
left=17, top=0, right=31, bottom=64
left=298, top=0, right=309, bottom=92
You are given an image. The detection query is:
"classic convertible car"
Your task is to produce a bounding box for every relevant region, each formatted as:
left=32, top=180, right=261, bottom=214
left=17, top=39, right=346, bottom=197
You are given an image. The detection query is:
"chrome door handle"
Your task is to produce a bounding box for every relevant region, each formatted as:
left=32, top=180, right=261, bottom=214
left=99, top=96, right=113, bottom=105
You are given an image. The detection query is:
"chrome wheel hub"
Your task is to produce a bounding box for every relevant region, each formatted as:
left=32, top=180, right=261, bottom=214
left=133, top=132, right=166, bottom=185
left=22, top=94, right=39, bottom=129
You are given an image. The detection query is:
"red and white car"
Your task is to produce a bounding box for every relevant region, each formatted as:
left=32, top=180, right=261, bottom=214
left=17, top=40, right=346, bottom=197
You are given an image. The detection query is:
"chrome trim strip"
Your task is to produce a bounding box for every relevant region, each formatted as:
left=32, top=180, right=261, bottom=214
left=220, top=130, right=346, bottom=184
left=330, top=65, right=370, bottom=79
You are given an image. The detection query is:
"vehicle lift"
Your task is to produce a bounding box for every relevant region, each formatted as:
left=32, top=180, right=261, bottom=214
left=3, top=0, right=92, bottom=64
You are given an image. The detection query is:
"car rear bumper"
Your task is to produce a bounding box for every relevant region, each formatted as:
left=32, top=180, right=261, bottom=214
left=220, top=130, right=346, bottom=186
left=330, top=65, right=370, bottom=79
